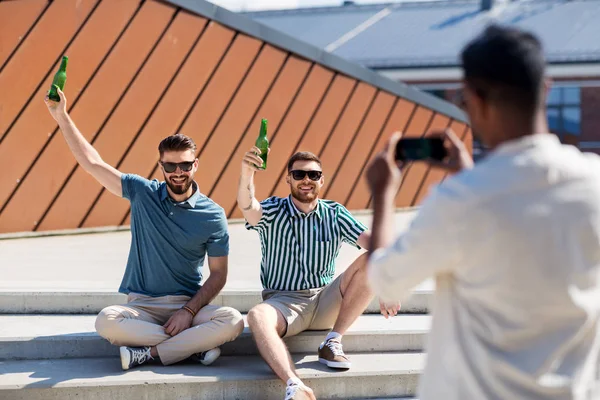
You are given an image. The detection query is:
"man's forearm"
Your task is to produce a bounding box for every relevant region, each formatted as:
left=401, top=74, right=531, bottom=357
left=56, top=113, right=103, bottom=169
left=237, top=172, right=258, bottom=211
left=185, top=272, right=226, bottom=312
left=368, top=194, right=396, bottom=255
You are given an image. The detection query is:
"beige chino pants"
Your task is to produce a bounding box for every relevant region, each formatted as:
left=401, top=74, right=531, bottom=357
left=95, top=293, right=244, bottom=365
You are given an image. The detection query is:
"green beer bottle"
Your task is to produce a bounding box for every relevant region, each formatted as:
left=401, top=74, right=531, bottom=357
left=48, top=56, right=68, bottom=102
left=255, top=118, right=269, bottom=170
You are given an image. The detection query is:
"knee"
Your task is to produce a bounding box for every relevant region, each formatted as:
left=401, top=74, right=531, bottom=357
left=247, top=304, right=280, bottom=334
left=216, top=306, right=244, bottom=339
left=247, top=305, right=265, bottom=330
left=342, top=253, right=370, bottom=286
left=94, top=306, right=121, bottom=342
left=355, top=252, right=369, bottom=270
left=345, top=253, right=369, bottom=277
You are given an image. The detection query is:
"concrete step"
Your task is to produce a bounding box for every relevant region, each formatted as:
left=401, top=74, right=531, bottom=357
left=0, top=352, right=423, bottom=399
left=0, top=283, right=432, bottom=314
left=0, top=314, right=430, bottom=360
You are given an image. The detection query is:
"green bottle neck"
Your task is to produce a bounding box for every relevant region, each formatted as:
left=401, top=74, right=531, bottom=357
left=59, top=57, right=68, bottom=72
left=259, top=121, right=268, bottom=138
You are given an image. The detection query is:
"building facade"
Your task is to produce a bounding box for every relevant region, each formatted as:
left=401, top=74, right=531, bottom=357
left=249, top=0, right=600, bottom=156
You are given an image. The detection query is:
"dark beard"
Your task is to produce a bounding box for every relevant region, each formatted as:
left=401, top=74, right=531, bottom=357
left=166, top=176, right=193, bottom=195
left=290, top=184, right=319, bottom=203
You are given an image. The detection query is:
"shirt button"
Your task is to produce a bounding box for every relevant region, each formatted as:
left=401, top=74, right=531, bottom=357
left=170, top=212, right=173, bottom=215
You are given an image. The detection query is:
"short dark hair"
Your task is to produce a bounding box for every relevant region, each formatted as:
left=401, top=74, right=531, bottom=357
left=287, top=151, right=322, bottom=172
left=460, top=24, right=545, bottom=115
left=158, top=134, right=197, bottom=157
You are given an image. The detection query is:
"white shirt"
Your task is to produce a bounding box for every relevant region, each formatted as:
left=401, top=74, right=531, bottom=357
left=369, top=134, right=600, bottom=400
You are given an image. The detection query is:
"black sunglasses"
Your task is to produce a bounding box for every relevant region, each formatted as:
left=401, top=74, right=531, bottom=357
left=160, top=161, right=194, bottom=173
left=290, top=170, right=322, bottom=181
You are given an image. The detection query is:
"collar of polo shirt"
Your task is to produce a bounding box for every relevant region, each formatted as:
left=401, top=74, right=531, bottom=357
left=160, top=181, right=202, bottom=208
left=285, top=195, right=323, bottom=220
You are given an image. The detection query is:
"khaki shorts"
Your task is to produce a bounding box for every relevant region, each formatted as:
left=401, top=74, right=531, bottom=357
left=261, top=274, right=343, bottom=338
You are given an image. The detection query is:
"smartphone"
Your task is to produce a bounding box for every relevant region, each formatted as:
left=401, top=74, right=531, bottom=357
left=395, top=137, right=447, bottom=162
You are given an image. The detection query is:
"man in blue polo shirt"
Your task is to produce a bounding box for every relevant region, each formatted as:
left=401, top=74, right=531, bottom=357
left=45, top=87, right=243, bottom=370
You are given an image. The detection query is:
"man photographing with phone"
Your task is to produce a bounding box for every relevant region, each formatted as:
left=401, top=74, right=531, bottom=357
left=366, top=24, right=600, bottom=400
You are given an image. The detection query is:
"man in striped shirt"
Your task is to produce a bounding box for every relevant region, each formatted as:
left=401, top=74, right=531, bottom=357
left=237, top=149, right=400, bottom=400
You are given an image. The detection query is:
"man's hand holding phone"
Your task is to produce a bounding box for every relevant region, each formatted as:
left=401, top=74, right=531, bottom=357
left=431, top=129, right=474, bottom=173
left=367, top=129, right=473, bottom=200
left=394, top=129, right=473, bottom=173
left=366, top=132, right=403, bottom=201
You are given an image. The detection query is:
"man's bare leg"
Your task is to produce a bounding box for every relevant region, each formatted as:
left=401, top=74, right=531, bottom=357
left=247, top=304, right=295, bottom=381
left=247, top=304, right=316, bottom=399
left=317, top=253, right=375, bottom=369
left=332, top=252, right=373, bottom=334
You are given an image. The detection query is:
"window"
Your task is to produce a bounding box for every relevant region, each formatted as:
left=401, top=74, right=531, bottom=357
left=419, top=85, right=585, bottom=158
left=424, top=89, right=447, bottom=100
left=546, top=86, right=581, bottom=138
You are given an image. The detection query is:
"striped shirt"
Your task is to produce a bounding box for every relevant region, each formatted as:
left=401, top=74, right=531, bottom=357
left=245, top=195, right=367, bottom=291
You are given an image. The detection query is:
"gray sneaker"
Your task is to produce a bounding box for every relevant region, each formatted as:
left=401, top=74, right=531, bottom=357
left=197, top=347, right=221, bottom=366
left=120, top=346, right=153, bottom=370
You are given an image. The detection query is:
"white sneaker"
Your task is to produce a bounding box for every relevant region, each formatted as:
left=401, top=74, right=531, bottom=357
left=285, top=383, right=313, bottom=400
left=197, top=347, right=221, bottom=366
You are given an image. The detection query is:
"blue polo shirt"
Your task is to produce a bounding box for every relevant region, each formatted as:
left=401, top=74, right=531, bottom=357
left=119, top=174, right=229, bottom=297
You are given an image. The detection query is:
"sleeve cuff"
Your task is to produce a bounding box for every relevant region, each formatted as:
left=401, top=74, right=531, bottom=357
left=207, top=249, right=229, bottom=257
left=121, top=174, right=132, bottom=200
